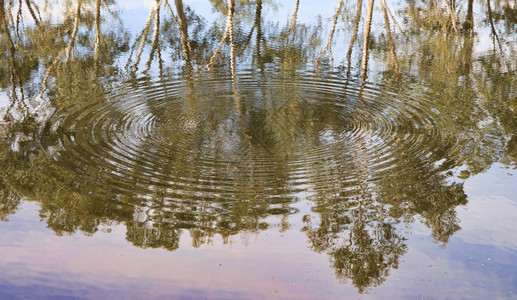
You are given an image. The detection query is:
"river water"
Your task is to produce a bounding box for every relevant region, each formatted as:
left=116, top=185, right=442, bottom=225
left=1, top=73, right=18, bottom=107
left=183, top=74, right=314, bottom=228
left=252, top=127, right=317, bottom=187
left=0, top=0, right=516, bottom=298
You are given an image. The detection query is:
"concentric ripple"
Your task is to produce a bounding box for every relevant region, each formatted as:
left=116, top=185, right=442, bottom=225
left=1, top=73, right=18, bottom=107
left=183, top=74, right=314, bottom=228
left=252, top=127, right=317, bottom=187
left=39, top=71, right=454, bottom=205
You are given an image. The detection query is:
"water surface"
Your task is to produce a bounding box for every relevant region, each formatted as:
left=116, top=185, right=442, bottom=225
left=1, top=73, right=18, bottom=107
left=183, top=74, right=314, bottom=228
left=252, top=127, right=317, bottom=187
left=0, top=0, right=516, bottom=298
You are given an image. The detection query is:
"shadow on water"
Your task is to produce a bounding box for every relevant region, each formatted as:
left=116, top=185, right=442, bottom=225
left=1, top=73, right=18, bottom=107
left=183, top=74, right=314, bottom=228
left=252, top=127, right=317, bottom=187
left=0, top=0, right=516, bottom=295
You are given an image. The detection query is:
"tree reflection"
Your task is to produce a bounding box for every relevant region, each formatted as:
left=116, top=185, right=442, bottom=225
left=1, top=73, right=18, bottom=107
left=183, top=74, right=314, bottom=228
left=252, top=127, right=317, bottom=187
left=0, top=0, right=516, bottom=294
left=303, top=188, right=407, bottom=293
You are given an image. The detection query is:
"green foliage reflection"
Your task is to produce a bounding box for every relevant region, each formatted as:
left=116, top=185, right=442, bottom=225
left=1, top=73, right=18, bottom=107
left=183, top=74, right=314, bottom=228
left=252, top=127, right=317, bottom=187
left=0, top=0, right=516, bottom=294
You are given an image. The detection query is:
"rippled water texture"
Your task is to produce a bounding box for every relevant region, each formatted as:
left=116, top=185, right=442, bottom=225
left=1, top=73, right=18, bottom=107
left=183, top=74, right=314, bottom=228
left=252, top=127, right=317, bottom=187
left=40, top=72, right=451, bottom=205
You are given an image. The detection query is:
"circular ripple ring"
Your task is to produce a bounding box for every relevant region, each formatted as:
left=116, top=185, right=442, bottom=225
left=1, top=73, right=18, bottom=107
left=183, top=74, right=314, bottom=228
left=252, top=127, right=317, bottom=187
left=40, top=71, right=451, bottom=204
